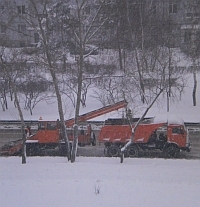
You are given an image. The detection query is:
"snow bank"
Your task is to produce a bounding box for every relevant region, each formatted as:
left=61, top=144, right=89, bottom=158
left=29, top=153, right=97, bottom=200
left=0, top=157, right=200, bottom=207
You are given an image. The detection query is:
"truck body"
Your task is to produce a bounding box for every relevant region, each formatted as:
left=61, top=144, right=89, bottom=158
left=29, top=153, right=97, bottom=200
left=98, top=116, right=191, bottom=158
left=25, top=120, right=95, bottom=155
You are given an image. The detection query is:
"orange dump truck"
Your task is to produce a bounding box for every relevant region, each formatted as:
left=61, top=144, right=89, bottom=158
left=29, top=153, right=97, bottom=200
left=98, top=115, right=191, bottom=158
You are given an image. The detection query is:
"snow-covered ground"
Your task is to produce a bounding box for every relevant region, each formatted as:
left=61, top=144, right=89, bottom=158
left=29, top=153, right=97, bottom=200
left=0, top=156, right=200, bottom=207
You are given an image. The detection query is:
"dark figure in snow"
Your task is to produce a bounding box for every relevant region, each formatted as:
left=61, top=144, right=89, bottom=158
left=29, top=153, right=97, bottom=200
left=25, top=125, right=31, bottom=138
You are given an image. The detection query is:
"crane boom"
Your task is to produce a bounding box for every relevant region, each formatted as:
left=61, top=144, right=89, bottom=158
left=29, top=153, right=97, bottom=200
left=66, top=100, right=127, bottom=127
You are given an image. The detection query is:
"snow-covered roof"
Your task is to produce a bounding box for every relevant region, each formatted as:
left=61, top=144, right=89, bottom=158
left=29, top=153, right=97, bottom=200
left=153, top=114, right=185, bottom=126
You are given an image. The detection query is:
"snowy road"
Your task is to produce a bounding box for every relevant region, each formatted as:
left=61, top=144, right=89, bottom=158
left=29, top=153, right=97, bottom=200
left=0, top=124, right=199, bottom=159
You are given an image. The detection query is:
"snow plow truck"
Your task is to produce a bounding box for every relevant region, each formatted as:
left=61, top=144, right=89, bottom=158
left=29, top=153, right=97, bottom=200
left=1, top=100, right=127, bottom=156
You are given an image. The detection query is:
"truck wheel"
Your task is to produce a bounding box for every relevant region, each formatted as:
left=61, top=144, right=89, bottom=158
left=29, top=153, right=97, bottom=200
left=164, top=145, right=179, bottom=158
left=104, top=148, right=108, bottom=156
left=128, top=146, right=139, bottom=157
left=26, top=144, right=39, bottom=156
left=107, top=145, right=119, bottom=157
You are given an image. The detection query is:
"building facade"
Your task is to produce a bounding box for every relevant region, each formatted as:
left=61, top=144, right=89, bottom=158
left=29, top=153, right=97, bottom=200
left=0, top=0, right=36, bottom=47
left=0, top=0, right=199, bottom=52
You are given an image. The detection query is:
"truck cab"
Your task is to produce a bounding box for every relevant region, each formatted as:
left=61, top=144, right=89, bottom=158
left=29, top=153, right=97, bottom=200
left=167, top=124, right=190, bottom=152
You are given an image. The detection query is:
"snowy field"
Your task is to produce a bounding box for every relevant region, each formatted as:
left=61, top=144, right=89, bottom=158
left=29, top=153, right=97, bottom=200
left=0, top=156, right=200, bottom=207
left=1, top=72, right=200, bottom=123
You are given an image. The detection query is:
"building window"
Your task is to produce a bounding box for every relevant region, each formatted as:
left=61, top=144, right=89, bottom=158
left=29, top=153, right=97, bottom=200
left=85, top=6, right=90, bottom=15
left=129, top=3, right=143, bottom=22
left=82, top=5, right=90, bottom=15
left=186, top=12, right=200, bottom=19
left=1, top=24, right=6, bottom=33
left=169, top=3, right=177, bottom=14
left=63, top=6, right=70, bottom=15
left=184, top=31, right=191, bottom=43
left=17, top=5, right=25, bottom=14
left=36, top=13, right=48, bottom=19
left=108, top=0, right=115, bottom=4
left=1, top=5, right=5, bottom=11
left=34, top=33, right=39, bottom=43
left=18, top=24, right=26, bottom=34
left=152, top=4, right=156, bottom=15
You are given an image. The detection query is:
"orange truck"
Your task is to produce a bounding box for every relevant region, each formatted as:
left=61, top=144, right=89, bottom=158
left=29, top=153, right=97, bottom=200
left=98, top=116, right=191, bottom=158
left=1, top=100, right=127, bottom=156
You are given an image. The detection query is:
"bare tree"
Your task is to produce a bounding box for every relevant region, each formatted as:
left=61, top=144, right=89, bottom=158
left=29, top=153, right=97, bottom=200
left=92, top=45, right=187, bottom=118
left=22, top=0, right=72, bottom=160
left=0, top=48, right=28, bottom=164
left=55, top=0, right=110, bottom=162
left=17, top=78, right=52, bottom=115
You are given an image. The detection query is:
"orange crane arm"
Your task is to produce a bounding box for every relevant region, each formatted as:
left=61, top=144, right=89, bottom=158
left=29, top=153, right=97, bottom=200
left=66, top=100, right=127, bottom=127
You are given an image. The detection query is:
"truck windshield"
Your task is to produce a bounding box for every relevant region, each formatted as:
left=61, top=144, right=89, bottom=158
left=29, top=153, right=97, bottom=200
left=172, top=127, right=184, bottom=134
left=46, top=122, right=57, bottom=130
left=38, top=122, right=45, bottom=130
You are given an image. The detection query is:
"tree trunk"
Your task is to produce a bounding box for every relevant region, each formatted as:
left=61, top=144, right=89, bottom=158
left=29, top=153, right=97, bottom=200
left=192, top=70, right=197, bottom=106
left=71, top=7, right=84, bottom=162
left=71, top=124, right=78, bottom=162
left=117, top=23, right=123, bottom=71
left=135, top=50, right=145, bottom=103
left=13, top=86, right=26, bottom=164
left=167, top=47, right=172, bottom=112
left=35, top=9, right=71, bottom=161
left=71, top=51, right=84, bottom=163
left=118, top=44, right=123, bottom=71
left=50, top=68, right=71, bottom=160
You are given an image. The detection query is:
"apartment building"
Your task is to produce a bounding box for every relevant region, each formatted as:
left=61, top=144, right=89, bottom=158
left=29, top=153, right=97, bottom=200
left=0, top=0, right=199, bottom=52
left=0, top=0, right=35, bottom=47
left=180, top=0, right=200, bottom=53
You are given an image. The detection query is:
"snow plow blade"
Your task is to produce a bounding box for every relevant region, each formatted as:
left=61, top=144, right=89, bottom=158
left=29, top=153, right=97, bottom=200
left=0, top=139, right=23, bottom=156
